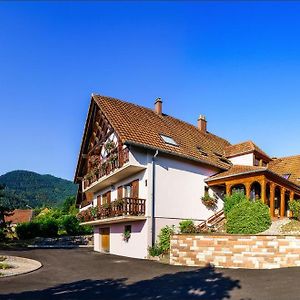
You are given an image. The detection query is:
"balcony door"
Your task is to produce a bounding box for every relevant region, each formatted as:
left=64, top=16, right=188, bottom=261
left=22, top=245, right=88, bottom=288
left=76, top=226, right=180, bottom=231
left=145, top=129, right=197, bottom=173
left=124, top=180, right=139, bottom=198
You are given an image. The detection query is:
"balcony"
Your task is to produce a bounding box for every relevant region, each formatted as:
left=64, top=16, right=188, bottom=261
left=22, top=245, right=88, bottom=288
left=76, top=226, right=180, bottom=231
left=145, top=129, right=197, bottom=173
left=83, top=147, right=145, bottom=193
left=78, top=197, right=146, bottom=225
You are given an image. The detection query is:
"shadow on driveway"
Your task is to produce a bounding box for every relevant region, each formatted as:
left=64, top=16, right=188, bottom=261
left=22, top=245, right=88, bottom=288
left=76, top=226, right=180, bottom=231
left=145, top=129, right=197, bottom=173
left=1, top=266, right=241, bottom=300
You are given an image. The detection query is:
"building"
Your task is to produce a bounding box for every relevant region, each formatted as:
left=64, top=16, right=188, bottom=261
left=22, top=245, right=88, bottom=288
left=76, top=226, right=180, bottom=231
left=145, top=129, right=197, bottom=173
left=74, top=94, right=300, bottom=259
left=5, top=209, right=33, bottom=227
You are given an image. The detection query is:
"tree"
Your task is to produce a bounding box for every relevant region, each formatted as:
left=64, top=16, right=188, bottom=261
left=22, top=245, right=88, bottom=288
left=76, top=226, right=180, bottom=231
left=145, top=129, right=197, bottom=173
left=61, top=195, right=78, bottom=215
left=0, top=184, right=24, bottom=240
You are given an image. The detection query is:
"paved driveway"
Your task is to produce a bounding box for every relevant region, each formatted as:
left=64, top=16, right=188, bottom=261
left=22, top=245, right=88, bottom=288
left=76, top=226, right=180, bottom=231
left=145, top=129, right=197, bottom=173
left=0, top=248, right=299, bottom=300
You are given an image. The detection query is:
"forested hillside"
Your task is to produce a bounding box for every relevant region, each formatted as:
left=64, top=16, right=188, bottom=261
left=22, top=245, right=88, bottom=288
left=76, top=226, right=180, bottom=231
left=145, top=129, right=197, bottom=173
left=0, top=170, right=77, bottom=208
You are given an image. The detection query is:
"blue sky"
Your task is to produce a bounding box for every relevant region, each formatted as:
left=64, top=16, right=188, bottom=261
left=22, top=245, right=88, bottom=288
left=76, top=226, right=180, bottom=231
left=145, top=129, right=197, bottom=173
left=0, top=2, right=300, bottom=180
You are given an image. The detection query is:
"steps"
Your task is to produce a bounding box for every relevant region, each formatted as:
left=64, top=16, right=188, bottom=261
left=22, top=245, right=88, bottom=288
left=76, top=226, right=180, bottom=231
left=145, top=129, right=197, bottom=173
left=197, top=210, right=225, bottom=232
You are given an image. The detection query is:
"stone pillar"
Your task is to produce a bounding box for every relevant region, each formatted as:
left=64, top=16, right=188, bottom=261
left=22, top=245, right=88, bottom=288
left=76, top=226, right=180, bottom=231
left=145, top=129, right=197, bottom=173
left=280, top=187, right=286, bottom=218
left=270, top=183, right=275, bottom=217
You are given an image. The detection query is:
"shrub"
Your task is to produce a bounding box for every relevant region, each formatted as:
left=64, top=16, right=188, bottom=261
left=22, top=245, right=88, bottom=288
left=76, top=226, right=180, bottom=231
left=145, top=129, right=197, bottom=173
left=148, top=225, right=175, bottom=257
left=289, top=200, right=300, bottom=219
left=179, top=220, right=197, bottom=234
left=0, top=228, right=5, bottom=242
left=158, top=225, right=175, bottom=253
left=61, top=215, right=81, bottom=236
left=148, top=243, right=163, bottom=257
left=16, top=222, right=41, bottom=239
left=224, top=191, right=248, bottom=217
left=39, top=219, right=59, bottom=237
left=226, top=200, right=271, bottom=234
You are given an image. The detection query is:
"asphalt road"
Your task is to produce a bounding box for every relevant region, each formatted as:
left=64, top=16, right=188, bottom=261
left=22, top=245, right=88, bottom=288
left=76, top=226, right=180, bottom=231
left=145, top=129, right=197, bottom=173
left=0, top=248, right=299, bottom=300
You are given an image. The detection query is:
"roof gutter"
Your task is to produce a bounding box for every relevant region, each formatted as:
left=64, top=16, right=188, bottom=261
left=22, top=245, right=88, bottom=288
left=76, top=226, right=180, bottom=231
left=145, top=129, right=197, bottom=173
left=151, top=150, right=158, bottom=247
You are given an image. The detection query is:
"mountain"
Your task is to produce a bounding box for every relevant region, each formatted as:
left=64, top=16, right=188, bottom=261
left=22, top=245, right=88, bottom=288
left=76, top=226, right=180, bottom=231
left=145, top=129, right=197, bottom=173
left=0, top=170, right=78, bottom=208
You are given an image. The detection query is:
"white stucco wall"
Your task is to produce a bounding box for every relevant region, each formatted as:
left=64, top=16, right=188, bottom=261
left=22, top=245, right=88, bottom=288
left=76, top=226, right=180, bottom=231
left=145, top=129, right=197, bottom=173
left=153, top=155, right=223, bottom=235
left=94, top=220, right=149, bottom=259
left=229, top=153, right=254, bottom=166
left=86, top=147, right=228, bottom=258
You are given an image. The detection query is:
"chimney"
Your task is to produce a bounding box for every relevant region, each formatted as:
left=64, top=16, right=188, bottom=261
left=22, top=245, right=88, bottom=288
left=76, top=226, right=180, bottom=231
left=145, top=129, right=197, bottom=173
left=154, top=97, right=162, bottom=115
left=198, top=115, right=207, bottom=133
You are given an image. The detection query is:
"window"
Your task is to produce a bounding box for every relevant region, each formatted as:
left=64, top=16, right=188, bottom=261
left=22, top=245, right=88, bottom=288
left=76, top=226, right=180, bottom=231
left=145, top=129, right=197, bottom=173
left=160, top=134, right=178, bottom=146
left=102, top=191, right=111, bottom=205
left=282, top=174, right=291, bottom=180
left=125, top=225, right=131, bottom=234
left=204, top=186, right=209, bottom=195
left=124, top=184, right=132, bottom=198
left=254, top=158, right=260, bottom=166
left=123, top=180, right=139, bottom=198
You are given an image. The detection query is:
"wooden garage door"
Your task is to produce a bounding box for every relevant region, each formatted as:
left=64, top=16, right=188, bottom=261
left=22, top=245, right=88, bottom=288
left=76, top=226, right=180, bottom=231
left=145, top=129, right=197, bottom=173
left=100, top=228, right=110, bottom=253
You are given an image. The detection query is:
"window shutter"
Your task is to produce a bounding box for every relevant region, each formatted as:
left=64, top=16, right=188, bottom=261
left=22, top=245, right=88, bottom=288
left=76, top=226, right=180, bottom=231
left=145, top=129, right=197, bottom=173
left=97, top=195, right=101, bottom=206
left=117, top=186, right=123, bottom=199
left=86, top=192, right=94, bottom=204
left=107, top=191, right=111, bottom=204
left=132, top=180, right=139, bottom=198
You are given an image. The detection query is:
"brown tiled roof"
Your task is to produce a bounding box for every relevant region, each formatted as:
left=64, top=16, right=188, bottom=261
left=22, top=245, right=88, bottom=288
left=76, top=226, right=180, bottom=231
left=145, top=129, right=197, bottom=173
left=269, top=155, right=300, bottom=185
left=93, top=95, right=232, bottom=170
left=206, top=165, right=266, bottom=182
left=224, top=141, right=271, bottom=160
left=5, top=209, right=33, bottom=225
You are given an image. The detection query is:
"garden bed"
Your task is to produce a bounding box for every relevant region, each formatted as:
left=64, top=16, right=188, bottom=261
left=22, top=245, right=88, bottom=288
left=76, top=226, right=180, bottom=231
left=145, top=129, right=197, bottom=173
left=0, top=255, right=42, bottom=277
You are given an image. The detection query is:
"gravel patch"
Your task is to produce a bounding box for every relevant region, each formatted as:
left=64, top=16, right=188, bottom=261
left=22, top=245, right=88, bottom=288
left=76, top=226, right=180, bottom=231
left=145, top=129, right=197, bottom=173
left=261, top=218, right=290, bottom=235
left=0, top=256, right=42, bottom=278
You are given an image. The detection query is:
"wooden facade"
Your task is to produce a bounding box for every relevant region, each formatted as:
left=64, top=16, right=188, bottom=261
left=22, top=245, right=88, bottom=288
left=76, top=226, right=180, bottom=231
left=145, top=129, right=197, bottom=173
left=207, top=171, right=300, bottom=218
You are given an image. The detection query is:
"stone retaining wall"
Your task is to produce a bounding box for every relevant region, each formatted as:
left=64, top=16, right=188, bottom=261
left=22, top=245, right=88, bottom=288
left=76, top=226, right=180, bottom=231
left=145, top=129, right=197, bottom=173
left=170, top=234, right=300, bottom=269
left=29, top=235, right=93, bottom=248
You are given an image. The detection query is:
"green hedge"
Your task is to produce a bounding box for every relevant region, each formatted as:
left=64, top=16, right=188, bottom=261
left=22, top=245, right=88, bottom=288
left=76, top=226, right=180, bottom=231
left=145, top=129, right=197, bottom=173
left=15, top=222, right=42, bottom=239
left=226, top=200, right=271, bottom=234
left=16, top=215, right=92, bottom=240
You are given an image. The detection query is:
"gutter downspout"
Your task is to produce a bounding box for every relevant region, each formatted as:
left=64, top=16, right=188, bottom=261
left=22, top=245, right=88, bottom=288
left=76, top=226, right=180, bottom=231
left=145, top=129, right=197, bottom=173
left=152, top=150, right=159, bottom=246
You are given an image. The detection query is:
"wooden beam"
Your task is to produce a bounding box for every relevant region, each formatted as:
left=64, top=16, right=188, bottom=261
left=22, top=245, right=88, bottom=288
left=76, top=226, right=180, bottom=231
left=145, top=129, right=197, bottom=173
left=280, top=187, right=286, bottom=218
left=270, top=183, right=275, bottom=217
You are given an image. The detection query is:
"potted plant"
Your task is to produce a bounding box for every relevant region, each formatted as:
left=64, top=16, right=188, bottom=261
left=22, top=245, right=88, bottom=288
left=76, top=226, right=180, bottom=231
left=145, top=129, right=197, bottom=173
left=109, top=153, right=118, bottom=169
left=90, top=207, right=98, bottom=220
left=113, top=199, right=124, bottom=207
left=102, top=202, right=110, bottom=209
left=201, top=193, right=217, bottom=208
left=105, top=141, right=116, bottom=152
left=123, top=229, right=131, bottom=242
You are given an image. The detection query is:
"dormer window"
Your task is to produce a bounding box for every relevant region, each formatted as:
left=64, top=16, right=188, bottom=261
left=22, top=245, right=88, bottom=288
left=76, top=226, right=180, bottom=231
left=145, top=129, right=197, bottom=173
left=160, top=134, right=178, bottom=146
left=283, top=174, right=291, bottom=180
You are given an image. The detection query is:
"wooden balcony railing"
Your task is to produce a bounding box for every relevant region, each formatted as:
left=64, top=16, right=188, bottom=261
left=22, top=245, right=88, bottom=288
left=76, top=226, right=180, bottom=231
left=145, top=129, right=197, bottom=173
left=77, top=198, right=146, bottom=223
left=83, top=147, right=130, bottom=189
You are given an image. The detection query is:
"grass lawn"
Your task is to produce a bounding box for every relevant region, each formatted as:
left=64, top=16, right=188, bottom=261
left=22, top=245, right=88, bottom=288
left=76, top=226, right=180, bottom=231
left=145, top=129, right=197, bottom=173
left=281, top=219, right=300, bottom=233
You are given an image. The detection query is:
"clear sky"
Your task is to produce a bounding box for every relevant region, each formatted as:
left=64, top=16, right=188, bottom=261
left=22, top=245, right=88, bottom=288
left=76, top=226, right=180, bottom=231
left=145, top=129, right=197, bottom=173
left=0, top=1, right=300, bottom=180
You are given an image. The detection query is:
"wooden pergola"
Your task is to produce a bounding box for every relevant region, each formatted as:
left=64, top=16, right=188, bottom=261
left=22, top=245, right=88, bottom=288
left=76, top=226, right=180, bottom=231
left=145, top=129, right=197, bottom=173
left=206, top=170, right=300, bottom=218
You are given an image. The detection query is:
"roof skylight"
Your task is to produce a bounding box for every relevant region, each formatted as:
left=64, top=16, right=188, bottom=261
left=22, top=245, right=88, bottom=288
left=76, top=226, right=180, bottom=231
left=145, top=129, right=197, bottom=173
left=160, top=134, right=178, bottom=146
